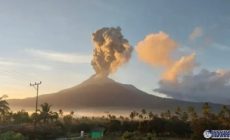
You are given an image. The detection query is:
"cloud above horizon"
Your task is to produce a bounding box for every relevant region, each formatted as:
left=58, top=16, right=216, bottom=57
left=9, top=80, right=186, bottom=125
left=136, top=32, right=196, bottom=81
left=0, top=58, right=52, bottom=71
left=189, top=27, right=203, bottom=41
left=25, top=48, right=91, bottom=64
left=136, top=32, right=177, bottom=68
left=136, top=31, right=230, bottom=105
left=163, top=53, right=196, bottom=81
left=155, top=69, right=230, bottom=105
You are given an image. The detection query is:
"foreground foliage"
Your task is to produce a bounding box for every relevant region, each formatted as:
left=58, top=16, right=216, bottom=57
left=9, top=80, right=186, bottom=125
left=0, top=98, right=229, bottom=140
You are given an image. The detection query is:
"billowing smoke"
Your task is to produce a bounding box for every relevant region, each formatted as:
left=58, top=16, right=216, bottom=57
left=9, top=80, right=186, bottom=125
left=136, top=32, right=196, bottom=81
left=91, top=27, right=133, bottom=77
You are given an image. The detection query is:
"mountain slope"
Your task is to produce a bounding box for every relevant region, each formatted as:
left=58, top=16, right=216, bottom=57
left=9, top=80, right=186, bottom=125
left=8, top=75, right=224, bottom=112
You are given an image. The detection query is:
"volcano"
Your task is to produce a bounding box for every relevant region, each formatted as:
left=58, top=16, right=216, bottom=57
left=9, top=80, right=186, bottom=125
left=8, top=75, right=224, bottom=112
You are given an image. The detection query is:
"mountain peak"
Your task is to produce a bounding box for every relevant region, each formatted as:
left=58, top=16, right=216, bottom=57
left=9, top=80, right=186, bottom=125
left=8, top=74, right=225, bottom=113
left=80, top=74, right=116, bottom=86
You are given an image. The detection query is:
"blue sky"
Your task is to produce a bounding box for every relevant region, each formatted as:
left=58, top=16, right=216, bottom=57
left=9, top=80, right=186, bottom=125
left=0, top=0, right=229, bottom=99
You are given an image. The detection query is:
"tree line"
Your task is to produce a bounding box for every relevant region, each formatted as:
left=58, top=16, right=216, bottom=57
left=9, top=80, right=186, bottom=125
left=0, top=95, right=229, bottom=140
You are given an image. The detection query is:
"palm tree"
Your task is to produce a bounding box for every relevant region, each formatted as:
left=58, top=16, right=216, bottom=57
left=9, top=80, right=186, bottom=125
left=202, top=102, right=211, bottom=119
left=59, top=109, right=63, bottom=117
left=218, top=105, right=229, bottom=118
left=107, top=114, right=112, bottom=120
left=119, top=115, right=124, bottom=121
left=13, top=110, right=30, bottom=124
left=181, top=111, right=188, bottom=121
left=218, top=105, right=230, bottom=128
left=52, top=112, right=59, bottom=121
left=141, top=109, right=147, bottom=119
left=160, top=110, right=172, bottom=119
left=0, top=95, right=10, bottom=123
left=138, top=114, right=143, bottom=120
left=130, top=111, right=135, bottom=120
left=63, top=114, right=73, bottom=125
left=174, top=107, right=188, bottom=121
left=175, top=107, right=182, bottom=119
left=148, top=111, right=154, bottom=120
left=70, top=111, right=74, bottom=116
left=38, top=102, right=53, bottom=124
left=187, top=106, right=197, bottom=120
left=111, top=115, right=116, bottom=120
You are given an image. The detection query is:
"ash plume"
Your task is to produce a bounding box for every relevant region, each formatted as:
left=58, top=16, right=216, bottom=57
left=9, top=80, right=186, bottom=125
left=91, top=27, right=132, bottom=77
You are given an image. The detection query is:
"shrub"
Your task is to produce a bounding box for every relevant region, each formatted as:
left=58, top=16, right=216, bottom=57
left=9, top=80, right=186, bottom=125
left=0, top=131, right=27, bottom=140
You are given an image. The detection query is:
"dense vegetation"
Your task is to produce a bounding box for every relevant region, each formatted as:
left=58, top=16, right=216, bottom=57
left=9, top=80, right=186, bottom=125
left=0, top=95, right=229, bottom=140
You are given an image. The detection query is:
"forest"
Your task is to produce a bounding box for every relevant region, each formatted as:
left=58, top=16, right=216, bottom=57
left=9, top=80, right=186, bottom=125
left=0, top=95, right=229, bottom=140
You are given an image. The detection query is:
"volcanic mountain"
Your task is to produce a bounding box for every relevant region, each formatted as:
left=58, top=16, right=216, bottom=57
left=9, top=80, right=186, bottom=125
left=8, top=75, right=224, bottom=113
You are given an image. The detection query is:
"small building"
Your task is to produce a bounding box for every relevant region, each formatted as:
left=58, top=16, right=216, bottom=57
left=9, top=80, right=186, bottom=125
left=90, top=127, right=105, bottom=139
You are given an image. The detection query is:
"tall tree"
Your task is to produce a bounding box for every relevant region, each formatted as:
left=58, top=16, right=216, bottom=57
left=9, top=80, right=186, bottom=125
left=202, top=102, right=211, bottom=119
left=13, top=110, right=30, bottom=124
left=59, top=109, right=63, bottom=117
left=161, top=110, right=171, bottom=119
left=0, top=95, right=10, bottom=123
left=187, top=106, right=197, bottom=121
left=175, top=107, right=182, bottom=119
left=148, top=111, right=154, bottom=120
left=130, top=111, right=138, bottom=120
left=218, top=105, right=230, bottom=128
left=38, top=102, right=53, bottom=124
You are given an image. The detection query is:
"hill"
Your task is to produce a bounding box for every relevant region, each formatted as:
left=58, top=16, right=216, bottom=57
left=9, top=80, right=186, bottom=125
left=8, top=75, right=225, bottom=113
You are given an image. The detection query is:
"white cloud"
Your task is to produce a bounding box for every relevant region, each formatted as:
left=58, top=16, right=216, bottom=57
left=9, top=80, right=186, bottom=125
left=0, top=60, right=17, bottom=66
left=154, top=69, right=230, bottom=105
left=0, top=58, right=52, bottom=71
left=25, top=48, right=91, bottom=64
left=213, top=43, right=230, bottom=51
left=189, top=27, right=203, bottom=41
